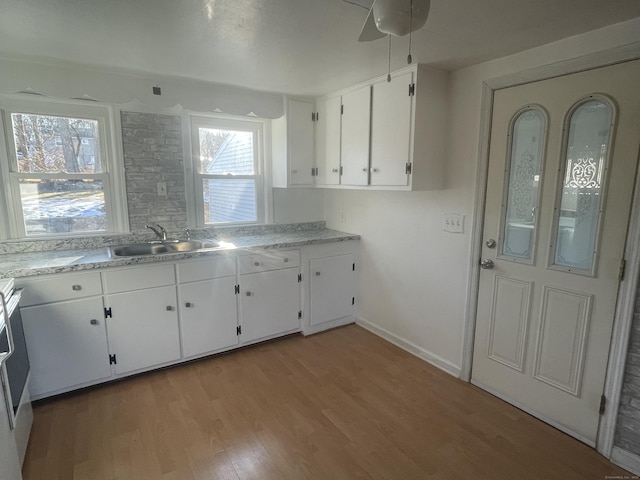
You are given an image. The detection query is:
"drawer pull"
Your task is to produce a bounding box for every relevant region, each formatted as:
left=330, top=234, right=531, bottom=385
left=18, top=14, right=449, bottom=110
left=185, top=302, right=193, bottom=308
left=284, top=258, right=289, bottom=263
left=72, top=284, right=82, bottom=291
left=166, top=306, right=174, bottom=311
left=245, top=291, right=253, bottom=296
left=90, top=319, right=98, bottom=325
left=254, top=261, right=260, bottom=266
left=315, top=271, right=321, bottom=276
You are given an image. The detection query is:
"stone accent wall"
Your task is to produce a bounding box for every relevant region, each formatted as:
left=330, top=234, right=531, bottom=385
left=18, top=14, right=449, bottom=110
left=615, top=280, right=640, bottom=455
left=121, top=112, right=187, bottom=234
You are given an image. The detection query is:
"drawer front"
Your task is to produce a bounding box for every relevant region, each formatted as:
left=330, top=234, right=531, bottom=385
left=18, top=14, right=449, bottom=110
left=177, top=255, right=237, bottom=283
left=103, top=264, right=175, bottom=294
left=17, top=271, right=103, bottom=306
left=237, top=249, right=300, bottom=275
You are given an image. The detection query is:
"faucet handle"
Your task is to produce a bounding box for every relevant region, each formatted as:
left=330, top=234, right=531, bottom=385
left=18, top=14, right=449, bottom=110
left=184, top=227, right=191, bottom=241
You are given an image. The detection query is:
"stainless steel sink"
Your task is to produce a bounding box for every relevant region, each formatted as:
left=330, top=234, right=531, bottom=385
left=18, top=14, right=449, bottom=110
left=111, top=243, right=171, bottom=256
left=111, top=240, right=220, bottom=257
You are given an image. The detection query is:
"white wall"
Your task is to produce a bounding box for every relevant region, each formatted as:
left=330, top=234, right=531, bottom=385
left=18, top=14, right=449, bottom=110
left=324, top=17, right=640, bottom=376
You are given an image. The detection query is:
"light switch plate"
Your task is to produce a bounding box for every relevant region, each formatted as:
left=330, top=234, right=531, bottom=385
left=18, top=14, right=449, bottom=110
left=442, top=213, right=464, bottom=233
left=157, top=181, right=167, bottom=196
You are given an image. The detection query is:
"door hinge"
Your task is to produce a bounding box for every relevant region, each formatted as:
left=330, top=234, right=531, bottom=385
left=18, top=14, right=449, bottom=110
left=408, top=83, right=415, bottom=96
left=352, top=297, right=355, bottom=305
left=298, top=273, right=302, bottom=283
left=298, top=310, right=302, bottom=319
left=405, top=163, right=412, bottom=175
left=104, top=307, right=112, bottom=318
left=234, top=284, right=240, bottom=294
left=236, top=325, right=242, bottom=335
left=109, top=354, right=117, bottom=365
left=341, top=104, right=344, bottom=115
left=619, top=259, right=626, bottom=281
left=352, top=263, right=355, bottom=271
left=599, top=394, right=606, bottom=415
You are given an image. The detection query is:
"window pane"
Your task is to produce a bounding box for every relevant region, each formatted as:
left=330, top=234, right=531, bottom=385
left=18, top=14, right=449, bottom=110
left=501, top=109, right=545, bottom=260
left=203, top=179, right=256, bottom=224
left=198, top=128, right=254, bottom=175
left=11, top=114, right=101, bottom=174
left=19, top=179, right=106, bottom=235
left=553, top=100, right=612, bottom=270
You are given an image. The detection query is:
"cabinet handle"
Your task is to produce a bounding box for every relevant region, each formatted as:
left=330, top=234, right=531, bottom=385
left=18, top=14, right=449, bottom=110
left=284, top=258, right=289, bottom=263
left=362, top=168, right=368, bottom=172
left=245, top=291, right=252, bottom=296
left=315, top=271, right=321, bottom=276
left=90, top=319, right=98, bottom=325
left=72, top=284, right=82, bottom=291
left=166, top=306, right=174, bottom=311
left=185, top=302, right=193, bottom=308
left=332, top=168, right=339, bottom=173
left=254, top=261, right=260, bottom=266
left=371, top=168, right=379, bottom=173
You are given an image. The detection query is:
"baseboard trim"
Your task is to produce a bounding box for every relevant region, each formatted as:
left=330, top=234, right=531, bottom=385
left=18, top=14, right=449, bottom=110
left=356, top=316, right=461, bottom=378
left=611, top=446, right=640, bottom=476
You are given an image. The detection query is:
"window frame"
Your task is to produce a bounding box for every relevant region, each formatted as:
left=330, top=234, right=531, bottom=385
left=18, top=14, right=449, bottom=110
left=0, top=95, right=129, bottom=240
left=188, top=114, right=271, bottom=227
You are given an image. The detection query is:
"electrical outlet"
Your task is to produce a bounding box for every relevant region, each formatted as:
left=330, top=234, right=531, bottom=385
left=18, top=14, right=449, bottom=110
left=157, top=181, right=167, bottom=196
left=442, top=213, right=464, bottom=233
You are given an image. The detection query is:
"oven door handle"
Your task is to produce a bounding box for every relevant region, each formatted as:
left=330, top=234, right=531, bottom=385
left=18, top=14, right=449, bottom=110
left=0, top=291, right=14, bottom=366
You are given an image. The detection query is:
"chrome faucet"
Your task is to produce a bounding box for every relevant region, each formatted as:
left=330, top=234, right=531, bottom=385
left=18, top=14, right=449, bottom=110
left=146, top=224, right=167, bottom=241
left=183, top=227, right=191, bottom=241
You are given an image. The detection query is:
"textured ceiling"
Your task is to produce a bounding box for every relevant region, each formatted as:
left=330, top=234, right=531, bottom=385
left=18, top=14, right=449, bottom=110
left=0, top=0, right=639, bottom=96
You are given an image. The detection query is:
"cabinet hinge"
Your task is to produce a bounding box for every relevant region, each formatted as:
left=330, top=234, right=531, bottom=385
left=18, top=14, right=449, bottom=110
left=341, top=104, right=344, bottom=115
left=599, top=394, right=606, bottom=415
left=298, top=310, right=302, bottom=319
left=340, top=166, right=344, bottom=176
left=311, top=112, right=316, bottom=122
left=409, top=83, right=415, bottom=96
left=405, top=162, right=412, bottom=175
left=352, top=297, right=355, bottom=305
left=109, top=354, right=117, bottom=365
left=311, top=167, right=319, bottom=177
left=352, top=263, right=355, bottom=271
left=234, top=284, right=240, bottom=294
left=298, top=273, right=302, bottom=283
left=236, top=325, right=242, bottom=335
left=619, top=259, right=626, bottom=281
left=104, top=307, right=112, bottom=318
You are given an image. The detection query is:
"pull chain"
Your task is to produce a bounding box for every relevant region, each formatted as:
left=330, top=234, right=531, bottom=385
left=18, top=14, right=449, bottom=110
left=407, top=0, right=413, bottom=64
left=387, top=35, right=392, bottom=82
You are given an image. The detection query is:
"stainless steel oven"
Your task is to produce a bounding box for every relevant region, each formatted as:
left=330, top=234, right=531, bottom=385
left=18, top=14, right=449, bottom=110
left=0, top=278, right=32, bottom=465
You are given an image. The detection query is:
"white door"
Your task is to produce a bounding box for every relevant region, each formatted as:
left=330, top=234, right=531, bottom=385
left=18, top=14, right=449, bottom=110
left=472, top=60, right=640, bottom=445
left=309, top=254, right=354, bottom=326
left=315, top=95, right=342, bottom=186
left=287, top=99, right=315, bottom=186
left=340, top=85, right=371, bottom=186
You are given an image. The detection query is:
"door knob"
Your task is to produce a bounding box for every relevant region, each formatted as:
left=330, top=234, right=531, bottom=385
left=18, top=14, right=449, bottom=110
left=480, top=259, right=495, bottom=269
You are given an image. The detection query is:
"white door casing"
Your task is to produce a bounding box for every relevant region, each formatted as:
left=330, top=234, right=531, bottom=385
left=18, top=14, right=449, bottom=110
left=472, top=60, right=640, bottom=445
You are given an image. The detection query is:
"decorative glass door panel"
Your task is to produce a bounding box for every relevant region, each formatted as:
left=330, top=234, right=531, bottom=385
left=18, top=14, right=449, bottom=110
left=551, top=99, right=614, bottom=274
left=500, top=107, right=547, bottom=262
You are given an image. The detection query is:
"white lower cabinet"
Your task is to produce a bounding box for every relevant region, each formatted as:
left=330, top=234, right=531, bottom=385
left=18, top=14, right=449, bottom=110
left=21, top=297, right=112, bottom=397
left=105, top=285, right=181, bottom=376
left=309, top=253, right=355, bottom=326
left=239, top=267, right=301, bottom=344
left=178, top=277, right=239, bottom=358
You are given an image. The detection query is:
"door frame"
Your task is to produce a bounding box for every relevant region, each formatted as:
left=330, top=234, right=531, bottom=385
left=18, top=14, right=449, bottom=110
left=461, top=41, right=640, bottom=458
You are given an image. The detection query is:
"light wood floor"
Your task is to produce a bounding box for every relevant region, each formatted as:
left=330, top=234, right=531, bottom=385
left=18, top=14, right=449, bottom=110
left=23, top=325, right=629, bottom=480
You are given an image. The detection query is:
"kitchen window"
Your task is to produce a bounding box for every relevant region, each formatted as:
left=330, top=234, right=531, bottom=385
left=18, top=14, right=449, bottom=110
left=0, top=98, right=127, bottom=239
left=190, top=116, right=266, bottom=225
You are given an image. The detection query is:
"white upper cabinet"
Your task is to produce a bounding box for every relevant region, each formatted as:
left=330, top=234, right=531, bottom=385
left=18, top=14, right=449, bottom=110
left=340, top=85, right=371, bottom=186
left=370, top=71, right=413, bottom=187
left=314, top=95, right=341, bottom=186
left=272, top=98, right=315, bottom=187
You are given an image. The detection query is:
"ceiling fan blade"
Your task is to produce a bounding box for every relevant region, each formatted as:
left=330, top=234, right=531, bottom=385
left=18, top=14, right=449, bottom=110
left=358, top=6, right=387, bottom=42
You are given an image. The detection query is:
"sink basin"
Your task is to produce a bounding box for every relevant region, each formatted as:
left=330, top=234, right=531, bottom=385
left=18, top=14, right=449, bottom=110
left=166, top=240, right=219, bottom=252
left=111, top=243, right=171, bottom=256
left=111, top=240, right=220, bottom=257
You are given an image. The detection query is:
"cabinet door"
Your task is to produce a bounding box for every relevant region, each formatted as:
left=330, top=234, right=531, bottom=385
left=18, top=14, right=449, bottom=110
left=310, top=254, right=355, bottom=326
left=340, top=86, right=371, bottom=185
left=239, top=268, right=300, bottom=343
left=288, top=99, right=315, bottom=186
left=370, top=71, right=413, bottom=186
left=178, top=277, right=239, bottom=358
left=315, top=96, right=342, bottom=186
left=21, top=297, right=111, bottom=397
left=106, top=286, right=180, bottom=375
